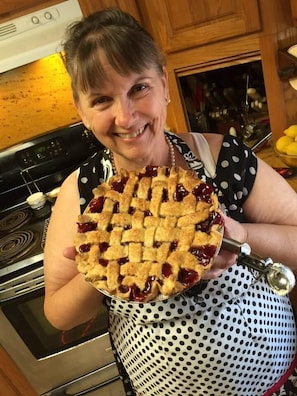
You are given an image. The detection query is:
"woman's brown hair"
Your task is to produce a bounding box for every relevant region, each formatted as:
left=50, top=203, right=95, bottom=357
left=63, top=8, right=165, bottom=100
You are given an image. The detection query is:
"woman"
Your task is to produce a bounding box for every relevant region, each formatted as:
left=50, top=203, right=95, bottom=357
left=44, top=8, right=297, bottom=395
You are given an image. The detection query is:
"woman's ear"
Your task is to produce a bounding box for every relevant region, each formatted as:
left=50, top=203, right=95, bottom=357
left=162, top=66, right=169, bottom=100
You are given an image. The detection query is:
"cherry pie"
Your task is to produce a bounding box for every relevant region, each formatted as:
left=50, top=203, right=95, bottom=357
left=75, top=166, right=224, bottom=302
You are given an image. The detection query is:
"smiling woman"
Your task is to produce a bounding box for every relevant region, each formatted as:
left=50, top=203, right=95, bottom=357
left=44, top=7, right=297, bottom=396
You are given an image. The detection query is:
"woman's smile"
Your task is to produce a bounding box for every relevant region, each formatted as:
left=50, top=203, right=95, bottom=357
left=114, top=124, right=148, bottom=139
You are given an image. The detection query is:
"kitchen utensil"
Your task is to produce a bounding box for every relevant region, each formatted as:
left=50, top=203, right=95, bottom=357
left=46, top=187, right=61, bottom=204
left=26, top=192, right=47, bottom=210
left=222, top=237, right=295, bottom=296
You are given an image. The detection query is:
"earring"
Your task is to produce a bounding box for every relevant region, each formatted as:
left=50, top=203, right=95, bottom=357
left=165, top=98, right=171, bottom=104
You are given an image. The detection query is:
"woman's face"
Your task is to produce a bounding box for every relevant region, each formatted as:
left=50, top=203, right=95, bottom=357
left=75, top=61, right=169, bottom=170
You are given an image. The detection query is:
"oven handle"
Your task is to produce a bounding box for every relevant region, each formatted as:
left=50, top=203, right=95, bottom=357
left=42, top=361, right=121, bottom=396
left=0, top=267, right=44, bottom=303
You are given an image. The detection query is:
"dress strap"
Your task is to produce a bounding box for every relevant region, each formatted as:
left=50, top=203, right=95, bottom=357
left=164, top=130, right=216, bottom=181
left=189, top=133, right=216, bottom=178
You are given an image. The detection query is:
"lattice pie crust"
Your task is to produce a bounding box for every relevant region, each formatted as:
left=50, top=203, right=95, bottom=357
left=75, top=166, right=224, bottom=302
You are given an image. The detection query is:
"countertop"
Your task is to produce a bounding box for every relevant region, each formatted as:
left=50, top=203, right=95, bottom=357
left=256, top=143, right=297, bottom=192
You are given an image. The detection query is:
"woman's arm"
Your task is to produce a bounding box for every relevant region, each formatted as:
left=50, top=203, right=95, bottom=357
left=43, top=171, right=103, bottom=330
left=203, top=133, right=297, bottom=271
left=242, top=157, right=297, bottom=270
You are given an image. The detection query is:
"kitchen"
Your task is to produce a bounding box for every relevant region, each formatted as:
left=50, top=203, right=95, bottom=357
left=2, top=0, right=297, bottom=395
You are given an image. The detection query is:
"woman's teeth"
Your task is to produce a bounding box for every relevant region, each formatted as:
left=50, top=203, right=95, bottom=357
left=118, top=125, right=146, bottom=139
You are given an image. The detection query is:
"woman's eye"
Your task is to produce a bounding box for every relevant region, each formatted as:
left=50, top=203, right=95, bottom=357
left=131, top=84, right=149, bottom=96
left=93, top=96, right=110, bottom=106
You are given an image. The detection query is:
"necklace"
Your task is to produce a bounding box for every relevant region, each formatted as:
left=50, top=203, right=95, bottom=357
left=110, top=134, right=176, bottom=174
left=165, top=134, right=176, bottom=167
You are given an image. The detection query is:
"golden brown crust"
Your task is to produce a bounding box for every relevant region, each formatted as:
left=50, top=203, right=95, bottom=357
left=75, top=166, right=224, bottom=302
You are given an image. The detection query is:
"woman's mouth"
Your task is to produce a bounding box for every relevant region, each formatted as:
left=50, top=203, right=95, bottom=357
left=115, top=125, right=147, bottom=139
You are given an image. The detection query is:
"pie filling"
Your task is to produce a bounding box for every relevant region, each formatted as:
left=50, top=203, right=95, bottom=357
left=75, top=165, right=224, bottom=302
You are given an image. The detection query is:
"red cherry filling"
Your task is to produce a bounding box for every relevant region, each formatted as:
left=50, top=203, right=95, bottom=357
left=128, top=207, right=135, bottom=215
left=118, top=257, right=129, bottom=265
left=174, top=183, right=189, bottom=201
left=195, top=212, right=224, bottom=233
left=89, top=197, right=104, bottom=213
left=113, top=202, right=119, bottom=213
left=111, top=177, right=128, bottom=193
left=77, top=221, right=97, bottom=233
left=79, top=243, right=91, bottom=253
left=142, top=165, right=158, bottom=178
left=99, top=242, right=109, bottom=253
left=144, top=210, right=153, bottom=217
left=213, top=211, right=224, bottom=227
left=99, top=258, right=108, bottom=267
left=189, top=244, right=217, bottom=266
left=177, top=268, right=198, bottom=287
left=169, top=240, right=178, bottom=251
left=192, top=183, right=214, bottom=203
left=162, top=262, right=173, bottom=277
left=119, top=284, right=130, bottom=294
left=129, top=276, right=155, bottom=301
left=162, top=189, right=169, bottom=202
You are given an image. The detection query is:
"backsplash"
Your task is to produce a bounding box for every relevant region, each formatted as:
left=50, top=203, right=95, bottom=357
left=0, top=53, right=80, bottom=150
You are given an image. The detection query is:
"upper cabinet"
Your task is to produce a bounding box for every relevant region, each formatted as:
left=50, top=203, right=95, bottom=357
left=0, top=0, right=63, bottom=20
left=135, top=0, right=297, bottom=139
left=138, top=0, right=262, bottom=54
left=78, top=0, right=141, bottom=21
left=291, top=0, right=297, bottom=25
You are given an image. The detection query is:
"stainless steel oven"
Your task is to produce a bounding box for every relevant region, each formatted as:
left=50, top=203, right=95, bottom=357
left=0, top=124, right=125, bottom=395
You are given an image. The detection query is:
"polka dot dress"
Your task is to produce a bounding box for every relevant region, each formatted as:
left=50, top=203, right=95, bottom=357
left=77, top=132, right=297, bottom=396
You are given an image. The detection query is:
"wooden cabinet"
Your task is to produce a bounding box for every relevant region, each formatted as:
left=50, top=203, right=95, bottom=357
left=0, top=345, right=37, bottom=396
left=291, top=0, right=297, bottom=26
left=1, top=0, right=43, bottom=18
left=138, top=0, right=262, bottom=54
left=78, top=0, right=141, bottom=21
left=134, top=0, right=297, bottom=140
left=0, top=0, right=65, bottom=21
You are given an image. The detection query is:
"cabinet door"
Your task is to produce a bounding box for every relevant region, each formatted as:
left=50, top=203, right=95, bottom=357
left=0, top=346, right=37, bottom=396
left=291, top=0, right=297, bottom=25
left=1, top=0, right=58, bottom=20
left=138, top=0, right=262, bottom=54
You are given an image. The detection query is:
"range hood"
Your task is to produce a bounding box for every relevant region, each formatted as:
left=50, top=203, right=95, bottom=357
left=0, top=0, right=83, bottom=73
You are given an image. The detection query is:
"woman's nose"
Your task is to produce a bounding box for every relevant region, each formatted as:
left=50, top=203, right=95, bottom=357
left=114, top=99, right=135, bottom=128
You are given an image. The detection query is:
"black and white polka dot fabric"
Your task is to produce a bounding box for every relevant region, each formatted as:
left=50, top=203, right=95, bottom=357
left=77, top=132, right=297, bottom=396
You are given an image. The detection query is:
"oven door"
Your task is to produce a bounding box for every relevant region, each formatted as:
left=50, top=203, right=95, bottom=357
left=0, top=270, right=118, bottom=395
left=1, top=287, right=109, bottom=359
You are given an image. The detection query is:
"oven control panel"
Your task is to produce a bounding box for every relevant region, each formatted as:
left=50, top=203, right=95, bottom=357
left=15, top=137, right=66, bottom=168
left=16, top=137, right=67, bottom=169
left=12, top=123, right=103, bottom=171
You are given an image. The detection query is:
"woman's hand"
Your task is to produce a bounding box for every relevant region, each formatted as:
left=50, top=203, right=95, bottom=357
left=63, top=246, right=77, bottom=261
left=202, top=214, right=247, bottom=280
